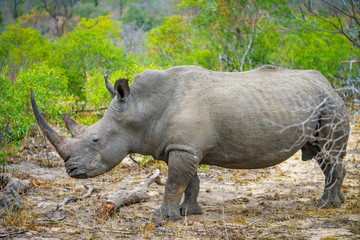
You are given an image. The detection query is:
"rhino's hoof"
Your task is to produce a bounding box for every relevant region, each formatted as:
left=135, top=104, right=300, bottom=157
left=339, top=191, right=345, bottom=203
left=317, top=198, right=342, bottom=209
left=153, top=208, right=182, bottom=221
left=179, top=203, right=203, bottom=216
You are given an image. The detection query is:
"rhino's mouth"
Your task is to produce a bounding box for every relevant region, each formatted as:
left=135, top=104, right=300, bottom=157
left=67, top=168, right=88, bottom=178
left=66, top=161, right=88, bottom=179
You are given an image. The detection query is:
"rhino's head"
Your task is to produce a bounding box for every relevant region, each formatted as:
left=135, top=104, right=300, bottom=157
left=31, top=77, right=134, bottom=178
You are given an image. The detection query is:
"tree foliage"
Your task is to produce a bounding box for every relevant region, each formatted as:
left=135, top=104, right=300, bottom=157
left=0, top=23, right=49, bottom=80
left=0, top=64, right=69, bottom=142
left=177, top=0, right=294, bottom=71
left=49, top=16, right=125, bottom=99
left=147, top=15, right=217, bottom=69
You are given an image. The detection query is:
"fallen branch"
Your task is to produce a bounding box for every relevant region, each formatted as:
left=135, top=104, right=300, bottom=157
left=241, top=220, right=259, bottom=229
left=0, top=230, right=29, bottom=238
left=57, top=185, right=100, bottom=210
left=95, top=169, right=163, bottom=219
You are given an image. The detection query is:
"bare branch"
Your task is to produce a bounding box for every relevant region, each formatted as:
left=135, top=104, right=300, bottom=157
left=302, top=0, right=360, bottom=48
left=320, top=0, right=353, bottom=18
left=0, top=230, right=29, bottom=238
left=240, top=20, right=257, bottom=72
left=56, top=184, right=101, bottom=210
left=341, top=60, right=360, bottom=64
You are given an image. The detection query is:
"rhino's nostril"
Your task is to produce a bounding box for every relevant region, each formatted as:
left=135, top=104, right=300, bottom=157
left=68, top=168, right=77, bottom=177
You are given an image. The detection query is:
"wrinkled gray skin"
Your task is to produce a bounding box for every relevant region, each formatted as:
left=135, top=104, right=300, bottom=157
left=32, top=65, right=349, bottom=221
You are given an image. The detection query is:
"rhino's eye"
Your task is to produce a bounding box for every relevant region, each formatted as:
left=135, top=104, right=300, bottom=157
left=91, top=135, right=100, bottom=143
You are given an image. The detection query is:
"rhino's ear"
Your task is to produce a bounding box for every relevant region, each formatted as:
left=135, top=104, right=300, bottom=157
left=114, top=79, right=130, bottom=100
left=104, top=76, right=117, bottom=99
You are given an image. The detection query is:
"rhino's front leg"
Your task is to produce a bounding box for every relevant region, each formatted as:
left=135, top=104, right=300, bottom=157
left=179, top=173, right=202, bottom=216
left=154, top=150, right=199, bottom=221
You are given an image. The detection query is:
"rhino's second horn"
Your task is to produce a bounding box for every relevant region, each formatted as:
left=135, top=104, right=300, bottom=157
left=63, top=113, right=88, bottom=137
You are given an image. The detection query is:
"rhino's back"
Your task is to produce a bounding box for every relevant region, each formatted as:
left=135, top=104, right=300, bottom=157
left=160, top=66, right=344, bottom=168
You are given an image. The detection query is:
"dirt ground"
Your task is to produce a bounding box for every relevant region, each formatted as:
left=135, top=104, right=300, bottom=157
left=0, top=127, right=359, bottom=240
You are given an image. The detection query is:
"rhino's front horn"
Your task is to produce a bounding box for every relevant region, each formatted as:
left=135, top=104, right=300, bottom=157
left=31, top=89, right=71, bottom=161
left=63, top=113, right=88, bottom=137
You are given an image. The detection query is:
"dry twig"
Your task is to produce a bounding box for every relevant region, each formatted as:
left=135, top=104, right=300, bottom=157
left=56, top=184, right=100, bottom=210
left=0, top=230, right=29, bottom=238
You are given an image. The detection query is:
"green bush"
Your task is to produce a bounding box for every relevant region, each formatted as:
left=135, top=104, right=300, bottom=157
left=256, top=16, right=360, bottom=84
left=49, top=16, right=126, bottom=100
left=146, top=15, right=217, bottom=70
left=0, top=23, right=49, bottom=79
left=72, top=2, right=108, bottom=19
left=0, top=152, right=6, bottom=172
left=85, top=60, right=159, bottom=110
left=121, top=3, right=166, bottom=31
left=0, top=64, right=70, bottom=141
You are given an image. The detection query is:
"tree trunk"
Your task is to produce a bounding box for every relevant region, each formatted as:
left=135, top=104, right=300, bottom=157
left=13, top=0, right=20, bottom=19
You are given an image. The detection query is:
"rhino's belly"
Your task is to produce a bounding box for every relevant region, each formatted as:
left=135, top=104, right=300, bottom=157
left=201, top=147, right=299, bottom=169
left=200, top=118, right=314, bottom=169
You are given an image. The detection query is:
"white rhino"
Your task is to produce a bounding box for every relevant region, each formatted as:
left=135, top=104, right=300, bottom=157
left=31, top=65, right=349, bottom=220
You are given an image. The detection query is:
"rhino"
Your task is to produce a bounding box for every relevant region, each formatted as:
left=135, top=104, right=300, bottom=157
left=31, top=65, right=349, bottom=221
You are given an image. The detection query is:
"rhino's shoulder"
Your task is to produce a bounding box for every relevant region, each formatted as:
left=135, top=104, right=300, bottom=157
left=252, top=65, right=285, bottom=72
left=134, top=66, right=209, bottom=82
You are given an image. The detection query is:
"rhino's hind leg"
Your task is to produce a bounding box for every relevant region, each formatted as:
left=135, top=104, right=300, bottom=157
left=317, top=160, right=346, bottom=208
left=179, top=173, right=202, bottom=216
left=315, top=105, right=349, bottom=208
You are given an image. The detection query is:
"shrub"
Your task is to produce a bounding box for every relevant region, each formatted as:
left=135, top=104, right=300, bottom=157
left=251, top=14, right=360, bottom=85
left=0, top=23, right=49, bottom=80
left=85, top=60, right=160, bottom=110
left=0, top=64, right=70, bottom=142
left=146, top=15, right=217, bottom=70
left=49, top=16, right=126, bottom=100
left=72, top=2, right=108, bottom=19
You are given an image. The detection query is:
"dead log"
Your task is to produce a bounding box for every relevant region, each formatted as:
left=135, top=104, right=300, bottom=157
left=95, top=169, right=163, bottom=219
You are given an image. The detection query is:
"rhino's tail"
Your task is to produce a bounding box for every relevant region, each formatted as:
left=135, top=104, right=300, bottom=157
left=301, top=142, right=319, bottom=161
left=301, top=122, right=320, bottom=161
